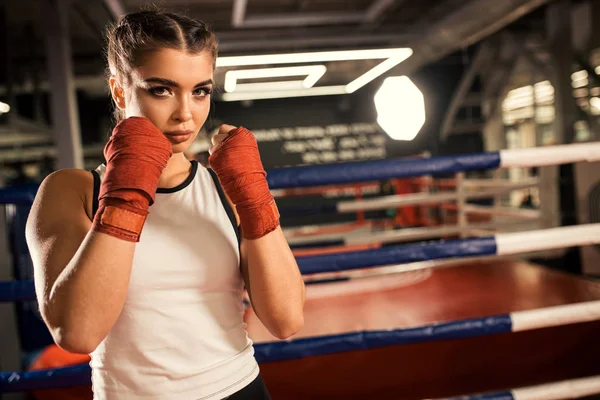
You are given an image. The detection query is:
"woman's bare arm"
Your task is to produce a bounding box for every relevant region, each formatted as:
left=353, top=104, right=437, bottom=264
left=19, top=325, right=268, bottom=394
left=240, top=228, right=305, bottom=340
left=26, top=169, right=136, bottom=353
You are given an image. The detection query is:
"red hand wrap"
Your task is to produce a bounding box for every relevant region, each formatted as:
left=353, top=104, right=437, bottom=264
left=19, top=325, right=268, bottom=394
left=209, top=127, right=280, bottom=240
left=91, top=117, right=172, bottom=242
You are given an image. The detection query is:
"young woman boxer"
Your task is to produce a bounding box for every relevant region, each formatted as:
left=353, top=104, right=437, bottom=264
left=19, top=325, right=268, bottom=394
left=26, top=9, right=305, bottom=399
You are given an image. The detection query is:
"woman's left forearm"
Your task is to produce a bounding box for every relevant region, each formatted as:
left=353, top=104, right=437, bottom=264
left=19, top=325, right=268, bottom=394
left=241, top=226, right=305, bottom=339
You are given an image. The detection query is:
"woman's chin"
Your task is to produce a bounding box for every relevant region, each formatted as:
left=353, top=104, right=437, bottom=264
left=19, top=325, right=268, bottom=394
left=171, top=139, right=198, bottom=155
left=171, top=143, right=188, bottom=154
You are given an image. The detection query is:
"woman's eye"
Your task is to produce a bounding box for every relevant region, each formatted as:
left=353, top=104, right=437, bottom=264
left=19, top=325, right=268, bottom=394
left=194, top=87, right=212, bottom=97
left=148, top=87, right=170, bottom=97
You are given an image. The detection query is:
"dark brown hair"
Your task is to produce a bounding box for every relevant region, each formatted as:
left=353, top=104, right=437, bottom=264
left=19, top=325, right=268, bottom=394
left=105, top=8, right=218, bottom=121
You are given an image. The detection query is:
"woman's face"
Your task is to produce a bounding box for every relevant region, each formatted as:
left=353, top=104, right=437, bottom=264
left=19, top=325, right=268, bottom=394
left=113, top=48, right=214, bottom=153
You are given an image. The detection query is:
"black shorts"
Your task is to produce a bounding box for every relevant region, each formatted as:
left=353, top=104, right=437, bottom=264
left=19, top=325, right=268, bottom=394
left=225, top=373, right=271, bottom=399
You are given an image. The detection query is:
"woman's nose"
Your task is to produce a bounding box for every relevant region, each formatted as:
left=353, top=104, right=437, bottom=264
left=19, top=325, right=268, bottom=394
left=172, top=97, right=193, bottom=122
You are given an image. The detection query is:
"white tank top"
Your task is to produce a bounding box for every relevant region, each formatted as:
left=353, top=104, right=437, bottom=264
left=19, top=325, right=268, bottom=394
left=89, top=161, right=259, bottom=399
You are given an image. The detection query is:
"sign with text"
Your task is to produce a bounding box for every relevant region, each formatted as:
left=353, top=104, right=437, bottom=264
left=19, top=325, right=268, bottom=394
left=253, top=123, right=387, bottom=169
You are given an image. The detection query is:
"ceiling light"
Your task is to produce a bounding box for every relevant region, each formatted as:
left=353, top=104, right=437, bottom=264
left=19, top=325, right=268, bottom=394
left=221, top=86, right=347, bottom=101
left=224, top=65, right=327, bottom=93
left=217, top=48, right=413, bottom=101
left=0, top=101, right=10, bottom=114
left=374, top=76, right=425, bottom=141
left=216, top=48, right=412, bottom=68
left=234, top=81, right=306, bottom=92
left=571, top=70, right=588, bottom=81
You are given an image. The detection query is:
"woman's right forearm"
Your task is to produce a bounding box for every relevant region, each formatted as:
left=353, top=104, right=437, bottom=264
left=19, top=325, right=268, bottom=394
left=47, top=231, right=136, bottom=353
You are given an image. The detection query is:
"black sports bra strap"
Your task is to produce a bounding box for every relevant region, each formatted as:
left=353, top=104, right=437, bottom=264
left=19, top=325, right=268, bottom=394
left=207, top=168, right=241, bottom=247
left=91, top=169, right=100, bottom=219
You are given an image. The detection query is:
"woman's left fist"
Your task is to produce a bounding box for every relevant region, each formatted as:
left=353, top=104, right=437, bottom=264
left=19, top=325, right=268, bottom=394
left=209, top=124, right=238, bottom=155
left=207, top=125, right=279, bottom=240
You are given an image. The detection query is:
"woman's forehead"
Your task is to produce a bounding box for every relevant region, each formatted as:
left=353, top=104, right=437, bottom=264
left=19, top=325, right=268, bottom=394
left=135, top=48, right=214, bottom=84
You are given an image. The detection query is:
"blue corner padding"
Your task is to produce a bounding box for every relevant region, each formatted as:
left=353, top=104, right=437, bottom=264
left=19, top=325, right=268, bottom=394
left=0, top=314, right=512, bottom=392
left=448, top=391, right=515, bottom=400
left=0, top=281, right=37, bottom=302
left=0, top=185, right=38, bottom=205
left=254, top=314, right=513, bottom=363
left=296, top=236, right=497, bottom=274
left=266, top=152, right=502, bottom=189
left=0, top=364, right=91, bottom=392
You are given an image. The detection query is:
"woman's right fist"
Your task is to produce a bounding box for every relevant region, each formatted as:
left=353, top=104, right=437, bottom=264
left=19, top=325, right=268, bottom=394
left=92, top=117, right=173, bottom=242
left=101, top=117, right=173, bottom=207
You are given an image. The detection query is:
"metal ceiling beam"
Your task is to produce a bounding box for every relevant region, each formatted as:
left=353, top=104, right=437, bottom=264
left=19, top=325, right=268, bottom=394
left=0, top=132, right=53, bottom=147
left=0, top=144, right=104, bottom=164
left=104, top=0, right=125, bottom=21
left=231, top=0, right=393, bottom=29
left=483, top=43, right=524, bottom=120
left=218, top=33, right=413, bottom=52
left=364, top=0, right=399, bottom=23
left=216, top=26, right=365, bottom=41
left=231, top=0, right=247, bottom=27
left=359, top=0, right=407, bottom=32
left=0, top=75, right=108, bottom=96
left=440, top=42, right=496, bottom=141
left=504, top=32, right=553, bottom=78
left=71, top=2, right=105, bottom=46
left=390, top=0, right=551, bottom=78
left=240, top=12, right=364, bottom=28
left=11, top=115, right=53, bottom=135
left=449, top=120, right=485, bottom=135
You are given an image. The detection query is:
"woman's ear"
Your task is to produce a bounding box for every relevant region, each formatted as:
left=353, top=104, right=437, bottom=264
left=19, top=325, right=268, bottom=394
left=109, top=76, right=126, bottom=110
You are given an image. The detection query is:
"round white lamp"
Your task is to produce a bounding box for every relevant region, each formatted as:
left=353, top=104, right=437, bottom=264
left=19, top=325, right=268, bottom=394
left=374, top=76, right=425, bottom=141
left=0, top=101, right=10, bottom=114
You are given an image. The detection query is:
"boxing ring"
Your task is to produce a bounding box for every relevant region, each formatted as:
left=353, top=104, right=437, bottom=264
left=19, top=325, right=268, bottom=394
left=1, top=142, right=600, bottom=399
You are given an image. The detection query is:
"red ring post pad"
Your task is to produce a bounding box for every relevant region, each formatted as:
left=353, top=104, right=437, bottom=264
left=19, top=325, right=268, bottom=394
left=265, top=152, right=501, bottom=189
left=296, top=236, right=497, bottom=275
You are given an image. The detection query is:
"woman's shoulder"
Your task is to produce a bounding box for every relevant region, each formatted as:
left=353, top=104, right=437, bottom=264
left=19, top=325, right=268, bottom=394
left=37, top=168, right=96, bottom=221
left=41, top=168, right=94, bottom=190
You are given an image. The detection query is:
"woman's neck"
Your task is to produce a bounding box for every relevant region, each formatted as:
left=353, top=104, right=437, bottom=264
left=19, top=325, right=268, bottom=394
left=157, top=152, right=192, bottom=189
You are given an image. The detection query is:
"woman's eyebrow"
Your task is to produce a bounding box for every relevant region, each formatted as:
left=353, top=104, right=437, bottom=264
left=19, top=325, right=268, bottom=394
left=143, top=77, right=213, bottom=87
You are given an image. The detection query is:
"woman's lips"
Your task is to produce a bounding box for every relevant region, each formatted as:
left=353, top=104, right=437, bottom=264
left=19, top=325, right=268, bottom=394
left=164, top=130, right=194, bottom=144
